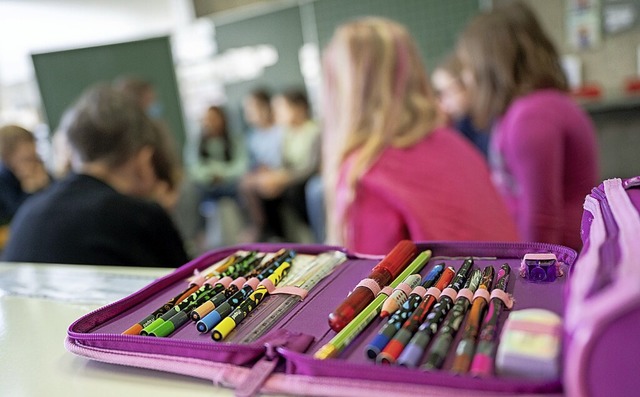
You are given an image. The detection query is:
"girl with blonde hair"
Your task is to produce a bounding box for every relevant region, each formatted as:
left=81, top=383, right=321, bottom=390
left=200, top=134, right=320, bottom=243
left=322, top=17, right=519, bottom=254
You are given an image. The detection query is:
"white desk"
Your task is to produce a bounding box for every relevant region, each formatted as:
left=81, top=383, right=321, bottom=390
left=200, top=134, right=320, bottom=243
left=0, top=262, right=233, bottom=397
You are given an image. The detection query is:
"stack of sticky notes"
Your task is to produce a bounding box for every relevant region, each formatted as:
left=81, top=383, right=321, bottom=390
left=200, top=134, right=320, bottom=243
left=496, top=309, right=562, bottom=380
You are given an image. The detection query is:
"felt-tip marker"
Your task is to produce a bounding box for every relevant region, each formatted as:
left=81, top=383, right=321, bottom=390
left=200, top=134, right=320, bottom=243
left=328, top=240, right=418, bottom=332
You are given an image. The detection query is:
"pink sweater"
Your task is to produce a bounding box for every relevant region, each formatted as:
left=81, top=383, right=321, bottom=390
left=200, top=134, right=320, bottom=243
left=491, top=89, right=599, bottom=251
left=338, top=126, right=520, bottom=255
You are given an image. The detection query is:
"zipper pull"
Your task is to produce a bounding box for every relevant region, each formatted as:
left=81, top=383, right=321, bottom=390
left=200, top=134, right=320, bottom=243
left=234, top=329, right=314, bottom=397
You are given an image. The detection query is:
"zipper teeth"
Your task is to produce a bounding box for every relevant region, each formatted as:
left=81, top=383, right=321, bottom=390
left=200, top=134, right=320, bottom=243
left=71, top=332, right=264, bottom=354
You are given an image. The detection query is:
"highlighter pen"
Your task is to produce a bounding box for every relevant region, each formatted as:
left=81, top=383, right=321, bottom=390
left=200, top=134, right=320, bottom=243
left=190, top=277, right=246, bottom=321
left=120, top=252, right=243, bottom=335
left=450, top=265, right=495, bottom=374
left=238, top=251, right=347, bottom=344
left=376, top=266, right=455, bottom=364
left=190, top=250, right=294, bottom=322
left=379, top=274, right=422, bottom=318
left=365, top=263, right=445, bottom=359
left=470, top=263, right=512, bottom=377
left=140, top=276, right=233, bottom=335
left=397, top=258, right=474, bottom=367
left=211, top=261, right=291, bottom=341
left=204, top=251, right=299, bottom=328
left=121, top=273, right=208, bottom=335
left=243, top=249, right=294, bottom=279
left=314, top=250, right=432, bottom=360
left=182, top=252, right=260, bottom=311
left=328, top=240, right=418, bottom=332
left=148, top=310, right=190, bottom=337
left=422, top=269, right=482, bottom=370
left=197, top=278, right=260, bottom=333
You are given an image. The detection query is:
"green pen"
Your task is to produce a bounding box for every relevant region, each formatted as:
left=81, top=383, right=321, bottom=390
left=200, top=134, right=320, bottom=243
left=314, top=250, right=432, bottom=360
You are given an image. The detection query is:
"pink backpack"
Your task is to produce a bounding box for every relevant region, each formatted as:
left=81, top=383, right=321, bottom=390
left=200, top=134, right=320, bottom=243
left=565, top=177, right=640, bottom=396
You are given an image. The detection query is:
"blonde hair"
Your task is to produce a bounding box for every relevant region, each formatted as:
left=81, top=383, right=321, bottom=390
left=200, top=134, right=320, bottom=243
left=0, top=125, right=35, bottom=162
left=322, top=17, right=439, bottom=243
left=457, top=1, right=568, bottom=129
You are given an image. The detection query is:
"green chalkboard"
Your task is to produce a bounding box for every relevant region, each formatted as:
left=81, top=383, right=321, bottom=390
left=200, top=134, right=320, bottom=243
left=313, top=0, right=479, bottom=72
left=31, top=36, right=186, bottom=150
left=213, top=6, right=307, bottom=135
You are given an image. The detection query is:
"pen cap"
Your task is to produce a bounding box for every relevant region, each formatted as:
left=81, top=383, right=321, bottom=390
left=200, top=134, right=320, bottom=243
left=371, top=240, right=418, bottom=279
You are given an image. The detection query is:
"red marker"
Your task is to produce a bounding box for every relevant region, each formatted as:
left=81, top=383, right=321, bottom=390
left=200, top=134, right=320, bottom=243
left=328, top=240, right=418, bottom=332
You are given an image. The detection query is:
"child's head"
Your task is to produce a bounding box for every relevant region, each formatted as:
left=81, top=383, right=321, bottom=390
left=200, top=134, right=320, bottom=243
left=67, top=84, right=156, bottom=170
left=457, top=1, right=567, bottom=128
left=322, top=17, right=437, bottom=185
left=0, top=125, right=39, bottom=176
left=272, top=89, right=310, bottom=128
left=431, top=54, right=470, bottom=121
left=66, top=84, right=169, bottom=198
left=201, top=106, right=228, bottom=139
left=243, top=89, right=273, bottom=129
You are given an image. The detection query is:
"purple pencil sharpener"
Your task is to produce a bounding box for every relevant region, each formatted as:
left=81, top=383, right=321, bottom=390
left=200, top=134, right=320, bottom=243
left=520, top=253, right=561, bottom=283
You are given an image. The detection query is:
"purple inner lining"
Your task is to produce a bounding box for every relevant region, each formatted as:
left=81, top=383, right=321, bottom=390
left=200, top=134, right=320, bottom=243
left=70, top=241, right=575, bottom=393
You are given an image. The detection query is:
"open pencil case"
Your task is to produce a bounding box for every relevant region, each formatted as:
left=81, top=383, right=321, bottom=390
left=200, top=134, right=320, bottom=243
left=67, top=239, right=585, bottom=397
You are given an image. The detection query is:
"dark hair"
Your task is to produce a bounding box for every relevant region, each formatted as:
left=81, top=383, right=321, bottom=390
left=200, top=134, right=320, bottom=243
left=280, top=89, right=311, bottom=118
left=457, top=1, right=567, bottom=128
left=249, top=88, right=272, bottom=107
left=66, top=84, right=157, bottom=168
left=151, top=122, right=181, bottom=189
left=198, top=106, right=232, bottom=162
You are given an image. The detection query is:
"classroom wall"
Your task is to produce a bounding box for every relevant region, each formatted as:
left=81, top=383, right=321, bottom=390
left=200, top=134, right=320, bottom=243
left=501, top=0, right=640, bottom=94
left=493, top=0, right=640, bottom=179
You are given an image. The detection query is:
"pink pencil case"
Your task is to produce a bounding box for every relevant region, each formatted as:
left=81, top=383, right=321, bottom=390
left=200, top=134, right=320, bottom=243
left=67, top=240, right=590, bottom=396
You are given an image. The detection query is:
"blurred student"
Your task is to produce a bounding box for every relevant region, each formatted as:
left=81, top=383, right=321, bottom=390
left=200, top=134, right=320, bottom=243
left=0, top=125, right=51, bottom=226
left=190, top=106, right=247, bottom=200
left=187, top=105, right=248, bottom=250
left=1, top=84, right=188, bottom=267
left=240, top=89, right=320, bottom=241
left=431, top=53, right=490, bottom=158
left=243, top=89, right=283, bottom=171
left=457, top=2, right=599, bottom=250
left=322, top=17, right=519, bottom=255
left=113, top=76, right=183, bottom=211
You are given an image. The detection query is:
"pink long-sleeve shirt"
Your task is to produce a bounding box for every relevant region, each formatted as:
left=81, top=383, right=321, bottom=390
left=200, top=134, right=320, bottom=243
left=490, top=89, right=599, bottom=251
left=338, top=126, right=520, bottom=255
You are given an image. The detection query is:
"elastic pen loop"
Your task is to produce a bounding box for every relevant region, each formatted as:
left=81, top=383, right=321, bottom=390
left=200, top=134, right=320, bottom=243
left=440, top=287, right=458, bottom=302
left=472, top=289, right=490, bottom=303
left=378, top=286, right=394, bottom=297
left=456, top=288, right=474, bottom=303
left=356, top=278, right=382, bottom=296
left=425, top=287, right=441, bottom=301
left=490, top=289, right=515, bottom=309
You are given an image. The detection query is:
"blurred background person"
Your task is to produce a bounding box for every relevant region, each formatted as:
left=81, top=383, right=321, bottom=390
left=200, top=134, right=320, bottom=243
left=321, top=17, right=519, bottom=255
left=431, top=52, right=490, bottom=158
left=457, top=1, right=599, bottom=251
left=0, top=125, right=51, bottom=227
left=239, top=88, right=319, bottom=242
left=190, top=105, right=248, bottom=201
left=0, top=124, right=51, bottom=250
left=187, top=105, right=248, bottom=251
left=1, top=84, right=188, bottom=267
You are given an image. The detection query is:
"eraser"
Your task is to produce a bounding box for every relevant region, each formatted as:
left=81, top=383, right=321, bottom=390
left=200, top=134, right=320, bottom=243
left=496, top=309, right=562, bottom=380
